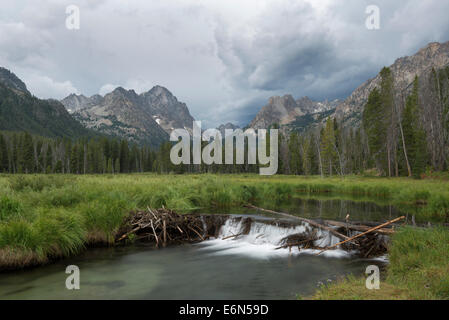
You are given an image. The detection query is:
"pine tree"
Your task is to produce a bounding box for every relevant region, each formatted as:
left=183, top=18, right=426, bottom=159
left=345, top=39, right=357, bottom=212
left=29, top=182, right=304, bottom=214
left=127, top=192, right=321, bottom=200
left=363, top=88, right=387, bottom=174
left=22, top=132, right=34, bottom=173
left=114, top=158, right=120, bottom=174
left=46, top=144, right=53, bottom=173
left=301, top=135, right=312, bottom=175
left=0, top=134, right=8, bottom=172
left=363, top=67, right=399, bottom=176
left=119, top=140, right=129, bottom=173
left=288, top=132, right=301, bottom=175
left=107, top=158, right=113, bottom=174
left=70, top=144, right=79, bottom=174
left=401, top=76, right=427, bottom=178
left=320, top=118, right=337, bottom=175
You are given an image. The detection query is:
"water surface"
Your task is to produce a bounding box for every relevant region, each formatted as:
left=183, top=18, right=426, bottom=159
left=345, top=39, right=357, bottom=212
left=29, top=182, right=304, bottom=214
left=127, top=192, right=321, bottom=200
left=0, top=198, right=395, bottom=300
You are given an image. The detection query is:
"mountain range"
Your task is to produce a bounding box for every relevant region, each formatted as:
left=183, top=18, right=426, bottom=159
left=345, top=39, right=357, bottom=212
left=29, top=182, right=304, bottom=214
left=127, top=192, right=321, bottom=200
left=249, top=95, right=340, bottom=131
left=1, top=40, right=449, bottom=146
left=0, top=67, right=93, bottom=139
left=63, top=88, right=158, bottom=148
left=248, top=41, right=449, bottom=134
left=334, top=41, right=449, bottom=126
left=60, top=85, right=196, bottom=147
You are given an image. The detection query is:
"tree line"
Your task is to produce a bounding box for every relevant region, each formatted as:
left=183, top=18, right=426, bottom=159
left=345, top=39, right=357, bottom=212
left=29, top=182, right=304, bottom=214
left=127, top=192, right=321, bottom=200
left=1, top=67, right=447, bottom=177
left=0, top=133, right=157, bottom=174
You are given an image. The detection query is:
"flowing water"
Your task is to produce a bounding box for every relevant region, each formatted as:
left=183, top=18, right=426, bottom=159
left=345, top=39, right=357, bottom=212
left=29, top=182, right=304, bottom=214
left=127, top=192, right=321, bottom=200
left=0, top=198, right=399, bottom=300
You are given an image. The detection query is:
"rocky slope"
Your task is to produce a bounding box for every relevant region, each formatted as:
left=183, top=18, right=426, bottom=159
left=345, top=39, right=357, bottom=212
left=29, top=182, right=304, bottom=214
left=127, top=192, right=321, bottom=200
left=141, top=85, right=195, bottom=134
left=334, top=41, right=449, bottom=125
left=71, top=87, right=168, bottom=147
left=61, top=93, right=104, bottom=113
left=62, top=85, right=195, bottom=146
left=249, top=95, right=339, bottom=130
left=0, top=67, right=93, bottom=139
left=0, top=67, right=30, bottom=95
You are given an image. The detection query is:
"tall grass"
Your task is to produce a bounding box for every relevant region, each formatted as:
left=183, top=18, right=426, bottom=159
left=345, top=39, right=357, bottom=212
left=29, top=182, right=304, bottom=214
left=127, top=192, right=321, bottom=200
left=313, top=226, right=449, bottom=300
left=387, top=226, right=449, bottom=299
left=1, top=173, right=449, bottom=270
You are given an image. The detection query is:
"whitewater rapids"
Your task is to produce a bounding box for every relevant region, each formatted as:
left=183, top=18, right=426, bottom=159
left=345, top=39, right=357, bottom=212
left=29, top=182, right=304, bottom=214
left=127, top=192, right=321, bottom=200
left=197, top=216, right=355, bottom=259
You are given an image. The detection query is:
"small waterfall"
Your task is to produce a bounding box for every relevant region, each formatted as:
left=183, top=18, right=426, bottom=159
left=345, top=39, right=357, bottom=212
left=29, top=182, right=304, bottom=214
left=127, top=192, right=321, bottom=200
left=198, top=216, right=353, bottom=259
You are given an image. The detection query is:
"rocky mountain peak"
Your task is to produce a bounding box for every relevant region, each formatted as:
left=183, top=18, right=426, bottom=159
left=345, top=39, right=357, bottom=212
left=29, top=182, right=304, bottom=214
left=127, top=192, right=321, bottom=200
left=144, top=85, right=179, bottom=106
left=296, top=96, right=313, bottom=104
left=110, top=86, right=138, bottom=98
left=104, top=87, right=140, bottom=106
left=61, top=93, right=104, bottom=113
left=148, top=85, right=172, bottom=96
left=61, top=83, right=195, bottom=145
left=418, top=41, right=442, bottom=55
left=60, top=94, right=87, bottom=113
left=141, top=86, right=194, bottom=133
left=249, top=94, right=338, bottom=129
left=334, top=40, right=449, bottom=124
left=267, top=94, right=296, bottom=107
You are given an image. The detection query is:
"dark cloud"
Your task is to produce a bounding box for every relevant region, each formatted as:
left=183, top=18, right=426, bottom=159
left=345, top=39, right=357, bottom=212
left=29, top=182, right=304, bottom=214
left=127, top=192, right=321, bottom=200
left=211, top=0, right=449, bottom=125
left=1, top=0, right=449, bottom=127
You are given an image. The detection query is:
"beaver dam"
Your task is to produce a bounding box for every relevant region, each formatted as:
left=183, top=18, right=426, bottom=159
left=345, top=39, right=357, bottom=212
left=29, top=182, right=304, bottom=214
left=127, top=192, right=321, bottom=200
left=1, top=199, right=406, bottom=299
left=116, top=206, right=404, bottom=259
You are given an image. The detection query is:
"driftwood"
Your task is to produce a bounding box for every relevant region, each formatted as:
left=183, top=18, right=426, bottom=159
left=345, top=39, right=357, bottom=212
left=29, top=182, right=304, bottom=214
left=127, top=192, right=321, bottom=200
left=324, top=220, right=395, bottom=235
left=316, top=216, right=405, bottom=255
left=244, top=204, right=357, bottom=245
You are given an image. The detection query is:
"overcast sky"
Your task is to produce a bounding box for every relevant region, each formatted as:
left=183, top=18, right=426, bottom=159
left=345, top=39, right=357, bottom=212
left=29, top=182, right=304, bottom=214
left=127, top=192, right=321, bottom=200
left=1, top=0, right=449, bottom=127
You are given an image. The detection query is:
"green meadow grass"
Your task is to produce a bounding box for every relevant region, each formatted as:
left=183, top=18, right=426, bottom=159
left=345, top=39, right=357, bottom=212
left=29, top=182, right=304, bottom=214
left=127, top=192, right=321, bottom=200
left=312, top=226, right=449, bottom=300
left=0, top=173, right=448, bottom=293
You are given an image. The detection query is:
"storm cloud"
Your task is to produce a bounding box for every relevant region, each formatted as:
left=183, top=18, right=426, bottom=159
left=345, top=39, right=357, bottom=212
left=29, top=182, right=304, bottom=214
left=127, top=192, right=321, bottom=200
left=1, top=0, right=449, bottom=127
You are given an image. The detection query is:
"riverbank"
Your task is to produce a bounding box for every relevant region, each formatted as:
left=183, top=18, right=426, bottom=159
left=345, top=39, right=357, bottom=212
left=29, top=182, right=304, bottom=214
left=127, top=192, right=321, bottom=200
left=0, top=173, right=448, bottom=299
left=312, top=226, right=449, bottom=300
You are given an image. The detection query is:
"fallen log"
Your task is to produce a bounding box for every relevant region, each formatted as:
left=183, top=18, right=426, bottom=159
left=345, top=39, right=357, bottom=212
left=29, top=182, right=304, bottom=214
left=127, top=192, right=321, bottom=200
left=118, top=227, right=139, bottom=241
left=244, top=204, right=357, bottom=244
left=316, top=216, right=405, bottom=255
left=324, top=220, right=394, bottom=235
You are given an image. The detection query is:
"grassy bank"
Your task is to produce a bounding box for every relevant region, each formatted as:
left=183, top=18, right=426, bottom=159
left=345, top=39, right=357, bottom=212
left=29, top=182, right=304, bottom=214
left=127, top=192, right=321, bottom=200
left=313, top=226, right=449, bottom=300
left=1, top=173, right=449, bottom=271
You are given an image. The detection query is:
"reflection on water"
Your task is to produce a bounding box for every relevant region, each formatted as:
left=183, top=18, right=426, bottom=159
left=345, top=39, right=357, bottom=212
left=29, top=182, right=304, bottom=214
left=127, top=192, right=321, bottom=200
left=0, top=198, right=394, bottom=300
left=273, top=197, right=403, bottom=222
left=206, top=196, right=403, bottom=222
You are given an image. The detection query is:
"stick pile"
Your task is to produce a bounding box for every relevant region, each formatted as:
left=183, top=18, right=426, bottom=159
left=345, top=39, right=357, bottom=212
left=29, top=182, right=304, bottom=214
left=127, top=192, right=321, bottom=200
left=116, top=207, right=225, bottom=246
